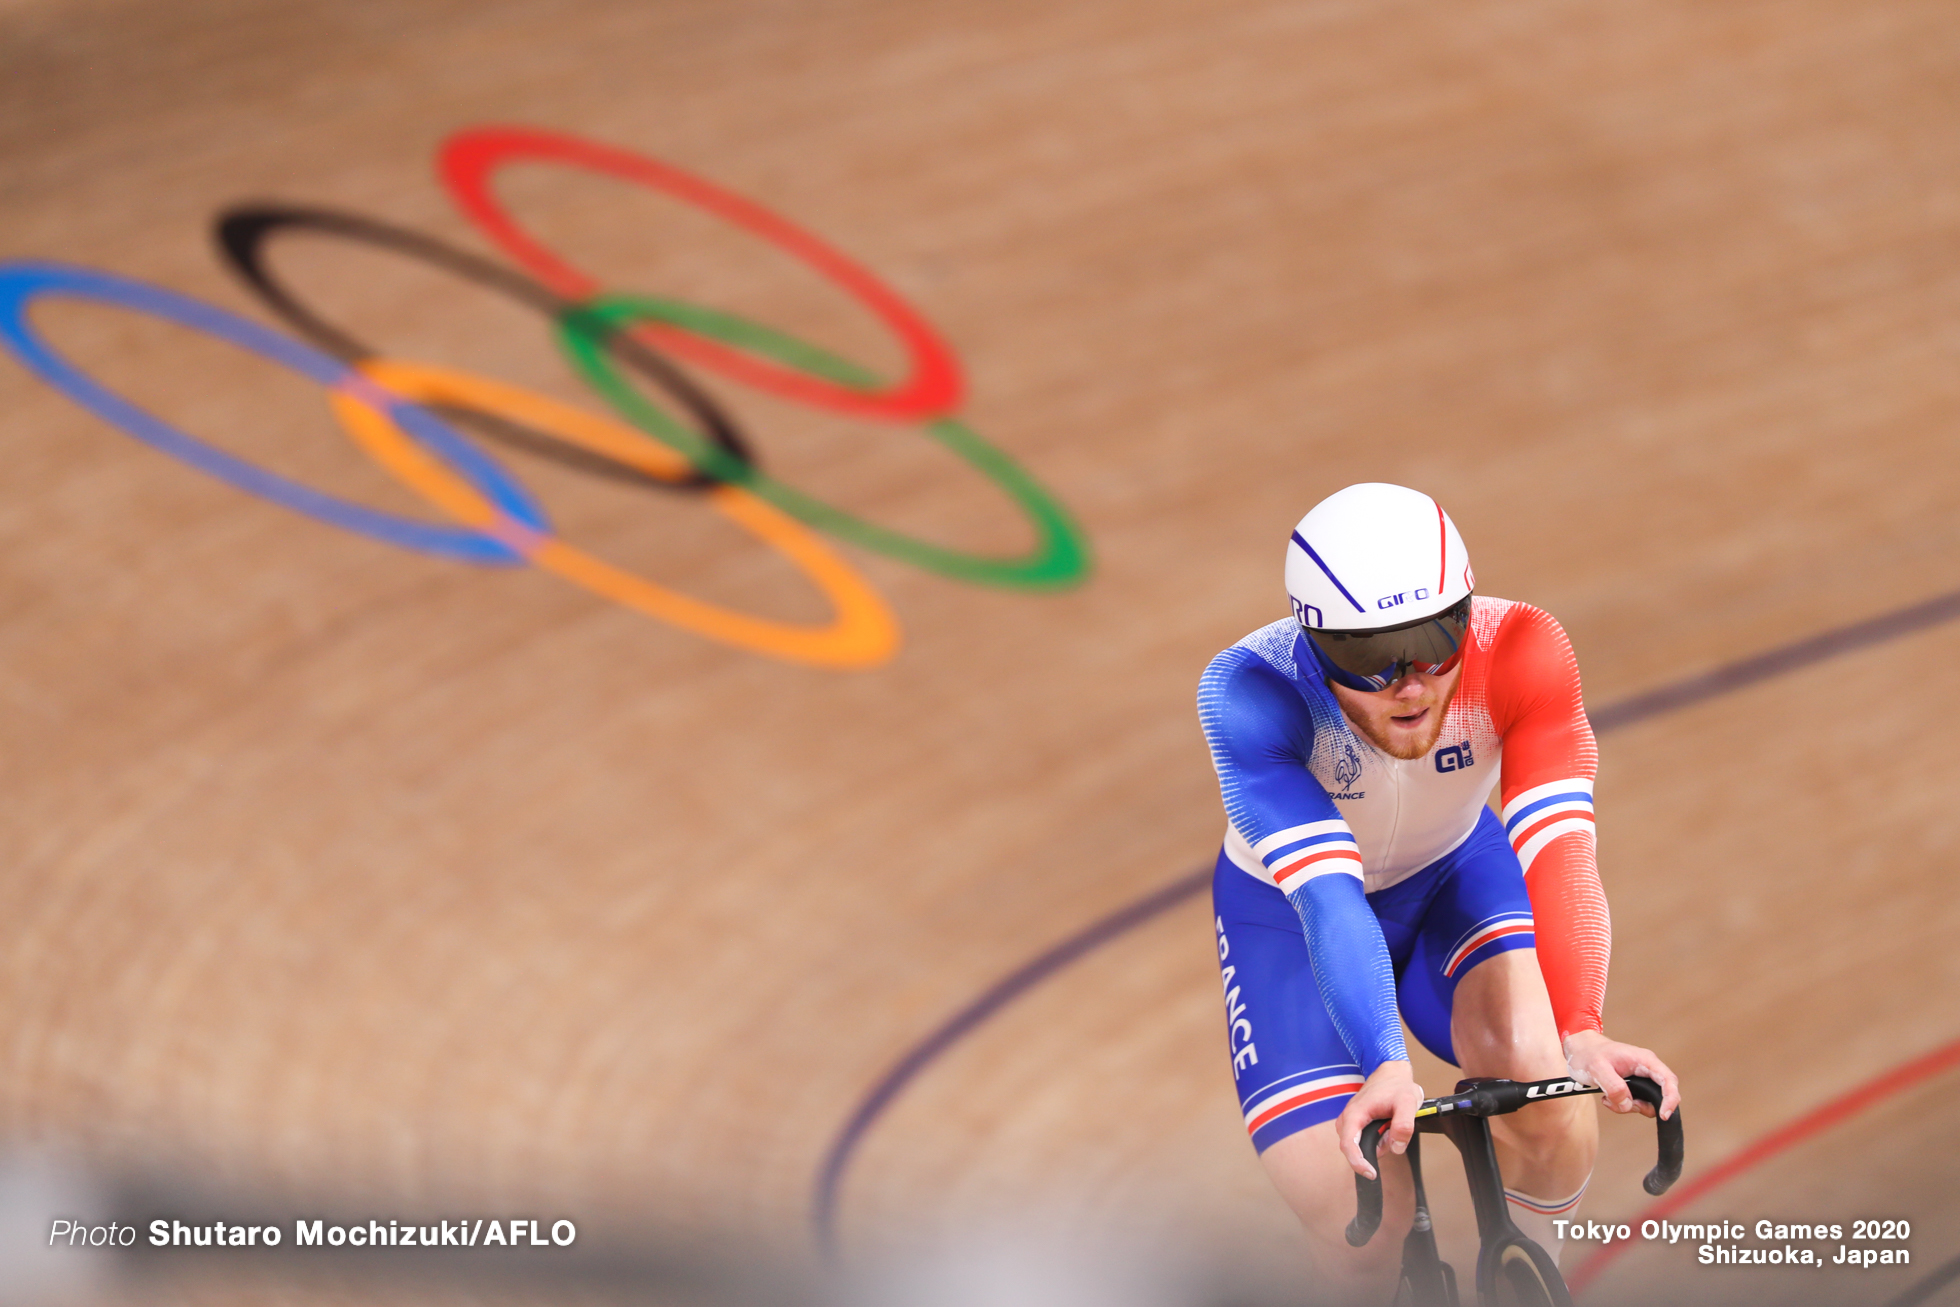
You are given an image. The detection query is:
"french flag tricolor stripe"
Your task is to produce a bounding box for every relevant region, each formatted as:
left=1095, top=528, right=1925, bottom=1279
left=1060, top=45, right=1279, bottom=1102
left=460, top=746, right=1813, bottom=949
left=1444, top=915, right=1536, bottom=977
left=1271, top=844, right=1363, bottom=890
left=1502, top=778, right=1595, bottom=873
left=1502, top=779, right=1594, bottom=836
left=1252, top=819, right=1351, bottom=860
left=1508, top=800, right=1594, bottom=843
left=1503, top=792, right=1593, bottom=840
left=1505, top=1183, right=1588, bottom=1215
left=1261, top=829, right=1358, bottom=866
left=1244, top=1072, right=1366, bottom=1133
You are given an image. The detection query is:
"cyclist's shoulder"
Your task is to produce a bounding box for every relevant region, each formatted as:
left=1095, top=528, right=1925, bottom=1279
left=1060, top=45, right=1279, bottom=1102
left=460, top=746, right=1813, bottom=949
left=1473, top=596, right=1575, bottom=663
left=1202, top=618, right=1307, bottom=687
left=1473, top=598, right=1586, bottom=731
left=1199, top=620, right=1320, bottom=726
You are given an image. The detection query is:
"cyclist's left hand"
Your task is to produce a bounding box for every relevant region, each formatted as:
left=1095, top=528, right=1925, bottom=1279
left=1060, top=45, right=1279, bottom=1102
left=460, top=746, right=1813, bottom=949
left=1563, top=1028, right=1680, bottom=1120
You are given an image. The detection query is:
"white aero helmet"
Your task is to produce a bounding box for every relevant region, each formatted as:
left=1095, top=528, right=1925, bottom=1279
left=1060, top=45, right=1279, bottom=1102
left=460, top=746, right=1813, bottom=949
left=1284, top=483, right=1475, bottom=690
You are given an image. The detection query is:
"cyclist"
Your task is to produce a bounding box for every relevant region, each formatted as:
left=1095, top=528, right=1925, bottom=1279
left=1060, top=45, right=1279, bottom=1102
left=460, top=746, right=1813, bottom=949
left=1196, top=483, right=1679, bottom=1298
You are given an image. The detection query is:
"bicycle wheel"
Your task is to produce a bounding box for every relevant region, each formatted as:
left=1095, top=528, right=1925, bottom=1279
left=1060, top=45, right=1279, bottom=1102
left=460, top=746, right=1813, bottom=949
left=1486, top=1237, right=1571, bottom=1307
left=1394, top=1259, right=1458, bottom=1307
left=1395, top=1223, right=1459, bottom=1307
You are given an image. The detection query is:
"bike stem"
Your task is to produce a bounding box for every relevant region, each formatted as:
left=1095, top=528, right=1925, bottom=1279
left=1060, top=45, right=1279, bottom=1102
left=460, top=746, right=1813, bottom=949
left=1431, top=1110, right=1524, bottom=1248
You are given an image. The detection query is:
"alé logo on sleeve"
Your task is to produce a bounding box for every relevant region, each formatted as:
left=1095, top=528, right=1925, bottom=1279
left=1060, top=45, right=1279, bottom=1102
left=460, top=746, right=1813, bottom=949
left=1434, top=741, right=1477, bottom=773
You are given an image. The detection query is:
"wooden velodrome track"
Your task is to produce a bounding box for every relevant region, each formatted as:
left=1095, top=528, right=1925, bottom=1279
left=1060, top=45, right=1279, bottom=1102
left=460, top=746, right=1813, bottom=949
left=4, top=0, right=1960, bottom=1302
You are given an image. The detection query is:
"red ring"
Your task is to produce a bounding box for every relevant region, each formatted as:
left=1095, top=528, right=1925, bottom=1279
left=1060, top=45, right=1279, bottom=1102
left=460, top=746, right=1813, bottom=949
left=438, top=126, right=963, bottom=422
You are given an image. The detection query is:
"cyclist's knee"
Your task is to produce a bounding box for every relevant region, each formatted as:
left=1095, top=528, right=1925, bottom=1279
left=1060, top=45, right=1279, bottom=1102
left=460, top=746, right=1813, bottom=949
left=1494, top=1092, right=1598, bottom=1167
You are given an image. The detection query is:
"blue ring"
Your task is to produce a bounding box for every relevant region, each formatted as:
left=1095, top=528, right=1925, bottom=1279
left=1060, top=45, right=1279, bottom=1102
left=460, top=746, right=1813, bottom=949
left=0, top=260, right=547, bottom=564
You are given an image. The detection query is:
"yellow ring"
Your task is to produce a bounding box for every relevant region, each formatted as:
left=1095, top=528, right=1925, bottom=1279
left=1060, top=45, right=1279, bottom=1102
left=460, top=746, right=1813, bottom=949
left=328, top=359, right=901, bottom=670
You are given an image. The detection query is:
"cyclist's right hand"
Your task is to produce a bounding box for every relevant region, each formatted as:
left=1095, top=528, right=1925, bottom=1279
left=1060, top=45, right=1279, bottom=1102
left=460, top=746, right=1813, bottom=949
left=1337, top=1060, right=1423, bottom=1179
left=1564, top=1029, right=1681, bottom=1121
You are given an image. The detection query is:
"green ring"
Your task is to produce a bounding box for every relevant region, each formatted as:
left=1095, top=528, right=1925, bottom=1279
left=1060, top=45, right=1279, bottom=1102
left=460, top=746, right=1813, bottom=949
left=556, top=294, right=1091, bottom=590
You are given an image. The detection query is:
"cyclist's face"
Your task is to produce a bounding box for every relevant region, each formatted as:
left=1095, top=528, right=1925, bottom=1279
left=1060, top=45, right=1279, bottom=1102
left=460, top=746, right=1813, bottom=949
left=1326, top=661, right=1463, bottom=761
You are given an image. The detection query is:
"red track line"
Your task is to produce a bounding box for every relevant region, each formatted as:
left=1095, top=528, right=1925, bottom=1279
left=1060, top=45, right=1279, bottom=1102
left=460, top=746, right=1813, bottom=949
left=1570, top=1034, right=1960, bottom=1295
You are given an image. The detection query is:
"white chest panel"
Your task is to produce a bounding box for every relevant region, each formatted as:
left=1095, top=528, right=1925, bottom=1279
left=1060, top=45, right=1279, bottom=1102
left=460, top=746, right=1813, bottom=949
left=1224, top=690, right=1503, bottom=893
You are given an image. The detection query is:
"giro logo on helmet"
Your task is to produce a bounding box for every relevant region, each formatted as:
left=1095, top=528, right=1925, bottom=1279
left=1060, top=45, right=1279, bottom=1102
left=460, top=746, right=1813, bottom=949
left=1376, top=588, right=1433, bottom=610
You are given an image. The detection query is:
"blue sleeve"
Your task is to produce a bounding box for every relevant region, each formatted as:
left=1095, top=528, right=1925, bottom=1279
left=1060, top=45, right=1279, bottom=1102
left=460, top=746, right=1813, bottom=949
left=1196, top=648, right=1338, bottom=847
left=1288, top=877, right=1410, bottom=1076
left=1198, top=648, right=1409, bottom=1075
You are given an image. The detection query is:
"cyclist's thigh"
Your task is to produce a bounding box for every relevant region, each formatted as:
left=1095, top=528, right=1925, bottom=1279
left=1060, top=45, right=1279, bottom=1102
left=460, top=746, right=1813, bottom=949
left=1211, top=849, right=1364, bottom=1156
left=1451, top=949, right=1566, bottom=1081
left=1396, top=807, right=1543, bottom=1071
left=1260, top=1114, right=1411, bottom=1280
left=1214, top=852, right=1410, bottom=1278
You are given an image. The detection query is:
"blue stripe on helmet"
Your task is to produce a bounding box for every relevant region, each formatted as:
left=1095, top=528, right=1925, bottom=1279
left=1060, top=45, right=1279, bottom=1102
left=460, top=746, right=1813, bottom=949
left=1290, top=530, right=1367, bottom=614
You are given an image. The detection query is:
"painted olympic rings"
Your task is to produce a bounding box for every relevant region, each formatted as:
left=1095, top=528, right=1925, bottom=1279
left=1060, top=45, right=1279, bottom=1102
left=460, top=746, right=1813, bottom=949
left=214, top=204, right=755, bottom=490
left=560, top=296, right=1090, bottom=589
left=440, top=125, right=964, bottom=422
left=0, top=258, right=897, bottom=668
left=329, top=360, right=899, bottom=668
left=0, top=260, right=545, bottom=564
left=0, top=124, right=1091, bottom=667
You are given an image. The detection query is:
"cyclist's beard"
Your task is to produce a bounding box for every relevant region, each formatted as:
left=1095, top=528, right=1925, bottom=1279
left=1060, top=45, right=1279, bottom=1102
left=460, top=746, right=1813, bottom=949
left=1333, top=669, right=1461, bottom=761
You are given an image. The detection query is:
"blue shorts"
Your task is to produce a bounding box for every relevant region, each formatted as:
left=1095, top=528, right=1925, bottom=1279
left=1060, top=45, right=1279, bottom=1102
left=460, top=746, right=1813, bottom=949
left=1213, top=805, right=1537, bottom=1153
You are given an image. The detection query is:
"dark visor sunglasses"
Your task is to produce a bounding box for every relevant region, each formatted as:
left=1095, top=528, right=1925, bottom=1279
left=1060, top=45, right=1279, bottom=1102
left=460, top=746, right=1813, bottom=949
left=1301, top=595, right=1472, bottom=692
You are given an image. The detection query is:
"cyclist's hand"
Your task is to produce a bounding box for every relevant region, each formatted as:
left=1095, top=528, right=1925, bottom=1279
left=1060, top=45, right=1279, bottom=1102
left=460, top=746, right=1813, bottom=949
left=1336, top=1060, right=1423, bottom=1179
left=1563, top=1028, right=1680, bottom=1120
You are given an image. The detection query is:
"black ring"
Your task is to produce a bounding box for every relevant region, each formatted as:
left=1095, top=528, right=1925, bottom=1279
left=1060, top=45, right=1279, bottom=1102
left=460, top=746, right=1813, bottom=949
left=214, top=204, right=756, bottom=491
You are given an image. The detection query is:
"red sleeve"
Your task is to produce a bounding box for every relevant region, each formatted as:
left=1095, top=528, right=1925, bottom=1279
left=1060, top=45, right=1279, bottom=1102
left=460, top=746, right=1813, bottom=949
left=1485, top=603, right=1609, bottom=1040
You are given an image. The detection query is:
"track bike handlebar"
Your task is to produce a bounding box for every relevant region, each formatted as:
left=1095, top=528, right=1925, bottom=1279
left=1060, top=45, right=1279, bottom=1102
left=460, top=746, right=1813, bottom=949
left=1347, top=1122, right=1386, bottom=1248
left=1625, top=1075, right=1683, bottom=1194
left=1345, top=1074, right=1681, bottom=1247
